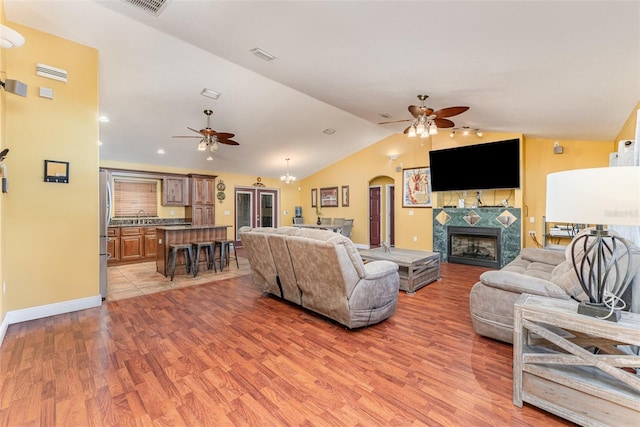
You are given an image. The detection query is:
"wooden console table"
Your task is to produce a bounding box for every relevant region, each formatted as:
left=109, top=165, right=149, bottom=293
left=513, top=294, right=640, bottom=426
left=359, top=248, right=440, bottom=294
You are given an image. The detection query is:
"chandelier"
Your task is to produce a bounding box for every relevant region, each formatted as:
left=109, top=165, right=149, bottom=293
left=280, top=158, right=296, bottom=184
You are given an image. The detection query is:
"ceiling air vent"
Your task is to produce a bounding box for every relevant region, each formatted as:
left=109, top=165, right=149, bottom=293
left=36, top=63, right=68, bottom=83
left=122, top=0, right=172, bottom=16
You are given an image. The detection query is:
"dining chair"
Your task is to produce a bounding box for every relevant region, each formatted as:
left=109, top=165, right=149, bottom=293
left=320, top=217, right=332, bottom=225
left=340, top=219, right=354, bottom=238
left=333, top=218, right=345, bottom=226
left=293, top=217, right=304, bottom=224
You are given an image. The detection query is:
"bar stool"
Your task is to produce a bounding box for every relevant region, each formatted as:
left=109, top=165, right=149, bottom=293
left=215, top=239, right=239, bottom=271
left=192, top=241, right=217, bottom=276
left=167, top=243, right=195, bottom=281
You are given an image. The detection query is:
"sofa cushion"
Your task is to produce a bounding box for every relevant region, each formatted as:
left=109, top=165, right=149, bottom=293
left=519, top=247, right=566, bottom=266
left=479, top=270, right=570, bottom=299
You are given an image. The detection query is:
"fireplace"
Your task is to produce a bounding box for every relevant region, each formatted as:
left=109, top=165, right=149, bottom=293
left=447, top=226, right=501, bottom=269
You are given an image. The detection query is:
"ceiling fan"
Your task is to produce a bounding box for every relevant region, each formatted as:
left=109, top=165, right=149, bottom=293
left=172, top=109, right=239, bottom=152
left=379, top=95, right=469, bottom=137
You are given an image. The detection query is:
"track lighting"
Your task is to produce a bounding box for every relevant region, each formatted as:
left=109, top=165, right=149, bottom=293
left=449, top=126, right=483, bottom=138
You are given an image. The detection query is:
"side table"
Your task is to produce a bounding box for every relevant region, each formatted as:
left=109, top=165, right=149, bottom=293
left=513, top=294, right=640, bottom=426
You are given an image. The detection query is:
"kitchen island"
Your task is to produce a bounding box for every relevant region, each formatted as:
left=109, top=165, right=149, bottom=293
left=156, top=225, right=231, bottom=276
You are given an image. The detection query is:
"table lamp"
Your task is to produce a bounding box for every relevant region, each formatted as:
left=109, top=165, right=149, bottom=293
left=546, top=166, right=640, bottom=321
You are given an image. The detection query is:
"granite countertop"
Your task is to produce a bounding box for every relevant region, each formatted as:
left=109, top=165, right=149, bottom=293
left=155, top=224, right=231, bottom=231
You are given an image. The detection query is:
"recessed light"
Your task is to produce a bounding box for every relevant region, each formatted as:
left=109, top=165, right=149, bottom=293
left=206, top=156, right=213, bottom=161
left=323, top=128, right=336, bottom=135
left=250, top=47, right=276, bottom=61
left=98, top=115, right=110, bottom=123
left=200, top=88, right=221, bottom=100
left=98, top=141, right=103, bottom=146
left=157, top=149, right=165, bottom=154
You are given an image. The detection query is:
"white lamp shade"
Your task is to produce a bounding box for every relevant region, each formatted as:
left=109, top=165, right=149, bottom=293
left=546, top=166, right=640, bottom=225
left=0, top=24, right=25, bottom=48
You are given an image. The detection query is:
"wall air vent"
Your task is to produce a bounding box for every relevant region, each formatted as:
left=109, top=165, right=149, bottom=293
left=36, top=63, right=68, bottom=83
left=122, top=0, right=172, bottom=16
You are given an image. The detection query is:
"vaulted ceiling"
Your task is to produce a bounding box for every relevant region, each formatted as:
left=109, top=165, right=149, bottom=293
left=5, top=1, right=640, bottom=179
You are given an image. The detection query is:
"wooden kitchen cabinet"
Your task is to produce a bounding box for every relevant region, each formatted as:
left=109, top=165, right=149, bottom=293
left=162, top=176, right=189, bottom=206
left=109, top=226, right=157, bottom=265
left=186, top=174, right=217, bottom=226
left=143, top=227, right=157, bottom=259
left=107, top=227, right=120, bottom=264
left=120, top=227, right=144, bottom=261
left=189, top=174, right=216, bottom=205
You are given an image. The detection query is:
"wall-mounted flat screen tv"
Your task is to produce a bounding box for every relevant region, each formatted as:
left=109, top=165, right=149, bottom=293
left=428, top=138, right=520, bottom=192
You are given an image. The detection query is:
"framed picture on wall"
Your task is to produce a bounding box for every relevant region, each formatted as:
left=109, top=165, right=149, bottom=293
left=320, top=187, right=339, bottom=207
left=341, top=186, right=349, bottom=207
left=402, top=167, right=432, bottom=207
left=311, top=188, right=318, bottom=208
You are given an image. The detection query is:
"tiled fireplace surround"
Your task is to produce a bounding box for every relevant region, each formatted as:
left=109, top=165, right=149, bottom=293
left=433, top=208, right=522, bottom=268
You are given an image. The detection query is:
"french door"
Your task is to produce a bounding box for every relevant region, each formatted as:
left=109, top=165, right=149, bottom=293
left=235, top=187, right=278, bottom=242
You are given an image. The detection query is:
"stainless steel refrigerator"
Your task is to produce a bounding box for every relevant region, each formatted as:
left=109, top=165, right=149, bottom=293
left=99, top=170, right=112, bottom=300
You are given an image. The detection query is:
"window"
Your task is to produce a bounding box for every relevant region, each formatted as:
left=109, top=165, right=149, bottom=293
left=113, top=179, right=158, bottom=217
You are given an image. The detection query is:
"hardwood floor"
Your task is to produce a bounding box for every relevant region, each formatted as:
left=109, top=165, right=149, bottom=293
left=0, top=262, right=574, bottom=426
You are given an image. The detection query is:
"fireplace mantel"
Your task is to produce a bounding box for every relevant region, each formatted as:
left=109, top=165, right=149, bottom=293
left=433, top=207, right=521, bottom=268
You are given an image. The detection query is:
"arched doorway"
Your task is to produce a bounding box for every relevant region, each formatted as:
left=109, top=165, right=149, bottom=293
left=368, top=176, right=395, bottom=248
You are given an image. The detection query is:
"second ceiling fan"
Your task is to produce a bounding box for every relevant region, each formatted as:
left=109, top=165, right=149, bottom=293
left=379, top=95, right=469, bottom=137
left=172, top=109, right=239, bottom=153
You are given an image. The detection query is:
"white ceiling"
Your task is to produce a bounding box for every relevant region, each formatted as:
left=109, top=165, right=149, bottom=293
left=5, top=1, right=640, bottom=179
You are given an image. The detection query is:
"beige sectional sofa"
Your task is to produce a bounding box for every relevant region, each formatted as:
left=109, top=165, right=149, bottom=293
left=470, top=229, right=640, bottom=344
left=239, top=226, right=400, bottom=329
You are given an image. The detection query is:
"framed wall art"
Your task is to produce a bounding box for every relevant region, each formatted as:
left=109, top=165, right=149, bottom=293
left=341, top=185, right=349, bottom=207
left=320, top=186, right=339, bottom=208
left=311, top=188, right=318, bottom=208
left=402, top=167, right=432, bottom=207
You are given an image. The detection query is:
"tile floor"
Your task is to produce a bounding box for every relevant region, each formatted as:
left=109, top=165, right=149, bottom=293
left=106, top=252, right=250, bottom=302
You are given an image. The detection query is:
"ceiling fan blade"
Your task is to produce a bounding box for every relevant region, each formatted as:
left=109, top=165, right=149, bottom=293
left=219, top=139, right=239, bottom=146
left=215, top=132, right=235, bottom=139
left=172, top=135, right=202, bottom=139
left=433, top=118, right=455, bottom=128
left=433, top=106, right=469, bottom=118
left=403, top=126, right=411, bottom=134
left=378, top=119, right=411, bottom=125
left=187, top=126, right=203, bottom=135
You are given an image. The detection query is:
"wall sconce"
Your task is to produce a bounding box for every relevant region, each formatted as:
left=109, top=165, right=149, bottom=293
left=554, top=141, right=564, bottom=154
left=389, top=154, right=399, bottom=161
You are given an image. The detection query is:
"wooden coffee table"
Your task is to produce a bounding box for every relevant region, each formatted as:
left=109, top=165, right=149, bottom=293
left=359, top=247, right=440, bottom=294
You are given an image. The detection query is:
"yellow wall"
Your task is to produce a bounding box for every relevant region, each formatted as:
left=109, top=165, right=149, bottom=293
left=1, top=4, right=7, bottom=322
left=3, top=22, right=99, bottom=311
left=522, top=136, right=614, bottom=247
left=616, top=102, right=640, bottom=141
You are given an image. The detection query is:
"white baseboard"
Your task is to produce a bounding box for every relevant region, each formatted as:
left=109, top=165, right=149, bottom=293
left=0, top=295, right=102, bottom=346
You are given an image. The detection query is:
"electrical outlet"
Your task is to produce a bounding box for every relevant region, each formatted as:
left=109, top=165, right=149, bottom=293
left=529, top=231, right=536, bottom=237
